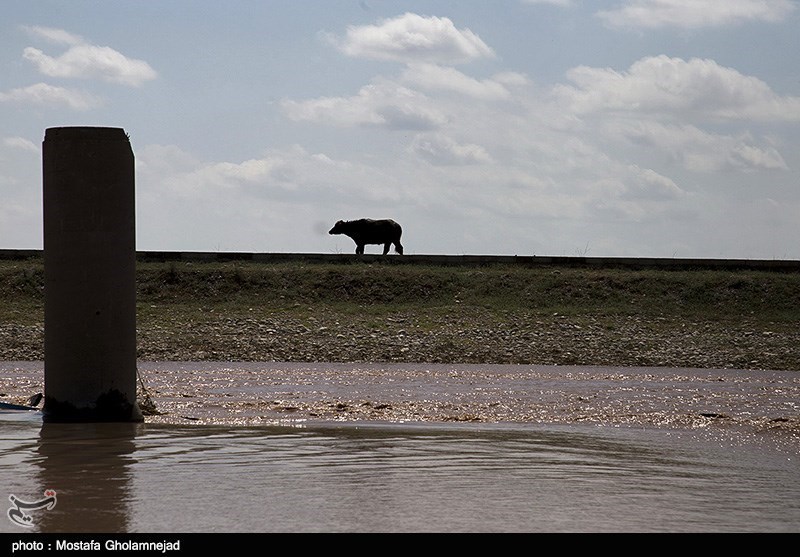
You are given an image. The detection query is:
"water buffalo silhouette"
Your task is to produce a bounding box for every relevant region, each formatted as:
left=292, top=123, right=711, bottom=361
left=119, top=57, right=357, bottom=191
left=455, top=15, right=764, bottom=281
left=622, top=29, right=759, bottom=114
left=329, top=218, right=404, bottom=255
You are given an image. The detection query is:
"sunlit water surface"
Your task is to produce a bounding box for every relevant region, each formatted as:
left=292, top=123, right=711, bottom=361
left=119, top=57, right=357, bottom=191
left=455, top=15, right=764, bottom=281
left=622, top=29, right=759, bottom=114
left=1, top=410, right=797, bottom=533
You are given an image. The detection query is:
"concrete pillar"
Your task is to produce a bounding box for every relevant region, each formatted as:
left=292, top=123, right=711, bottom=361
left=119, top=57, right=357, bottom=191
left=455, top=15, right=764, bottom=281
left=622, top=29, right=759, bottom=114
left=42, top=127, right=142, bottom=422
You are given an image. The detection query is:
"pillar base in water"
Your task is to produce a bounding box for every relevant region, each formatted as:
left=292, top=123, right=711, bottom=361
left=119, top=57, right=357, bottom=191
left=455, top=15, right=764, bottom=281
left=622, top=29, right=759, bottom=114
left=43, top=391, right=143, bottom=423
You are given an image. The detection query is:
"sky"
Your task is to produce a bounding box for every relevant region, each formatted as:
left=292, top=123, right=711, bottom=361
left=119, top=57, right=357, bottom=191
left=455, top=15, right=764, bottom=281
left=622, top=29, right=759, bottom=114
left=2, top=0, right=799, bottom=258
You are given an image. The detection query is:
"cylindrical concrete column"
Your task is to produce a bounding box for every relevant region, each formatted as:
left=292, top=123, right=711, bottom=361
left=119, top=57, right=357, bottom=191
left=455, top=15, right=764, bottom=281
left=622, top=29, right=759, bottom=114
left=43, top=127, right=142, bottom=422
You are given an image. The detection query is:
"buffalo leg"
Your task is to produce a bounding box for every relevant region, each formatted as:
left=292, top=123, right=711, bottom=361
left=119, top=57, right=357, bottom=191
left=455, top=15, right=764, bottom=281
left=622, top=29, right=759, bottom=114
left=356, top=244, right=364, bottom=255
left=394, top=241, right=403, bottom=255
left=383, top=242, right=391, bottom=255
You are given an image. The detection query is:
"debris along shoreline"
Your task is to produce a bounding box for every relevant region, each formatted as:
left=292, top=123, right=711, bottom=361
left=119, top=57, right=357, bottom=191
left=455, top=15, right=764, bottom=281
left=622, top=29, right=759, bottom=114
left=2, top=361, right=799, bottom=447
left=1, top=254, right=799, bottom=371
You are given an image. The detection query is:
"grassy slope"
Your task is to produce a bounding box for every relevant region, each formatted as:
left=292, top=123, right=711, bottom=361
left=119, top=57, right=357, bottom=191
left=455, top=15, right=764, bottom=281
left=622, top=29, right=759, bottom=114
left=1, top=257, right=799, bottom=369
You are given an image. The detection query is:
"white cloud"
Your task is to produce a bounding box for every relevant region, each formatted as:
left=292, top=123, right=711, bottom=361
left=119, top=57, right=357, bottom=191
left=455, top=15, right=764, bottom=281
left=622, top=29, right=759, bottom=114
left=187, top=157, right=295, bottom=192
left=333, top=12, right=495, bottom=64
left=137, top=144, right=401, bottom=205
left=609, top=120, right=788, bottom=172
left=731, top=143, right=789, bottom=171
left=21, top=25, right=84, bottom=46
left=0, top=82, right=102, bottom=110
left=625, top=165, right=686, bottom=199
left=21, top=26, right=157, bottom=86
left=588, top=165, right=690, bottom=223
left=401, top=63, right=526, bottom=100
left=597, top=0, right=796, bottom=29
left=2, top=137, right=39, bottom=153
left=277, top=40, right=793, bottom=256
left=410, top=133, right=493, bottom=165
left=282, top=78, right=448, bottom=130
left=554, top=55, right=800, bottom=122
left=137, top=144, right=287, bottom=198
left=521, top=0, right=575, bottom=6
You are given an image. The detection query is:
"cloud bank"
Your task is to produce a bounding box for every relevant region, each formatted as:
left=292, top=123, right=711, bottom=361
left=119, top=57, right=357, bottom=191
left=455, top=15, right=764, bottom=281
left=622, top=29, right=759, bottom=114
left=597, top=0, right=796, bottom=29
left=555, top=55, right=800, bottom=121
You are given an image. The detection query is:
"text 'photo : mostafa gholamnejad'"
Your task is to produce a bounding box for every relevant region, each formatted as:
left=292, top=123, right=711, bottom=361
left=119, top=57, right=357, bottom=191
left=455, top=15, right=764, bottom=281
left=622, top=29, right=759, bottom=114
left=10, top=538, right=182, bottom=553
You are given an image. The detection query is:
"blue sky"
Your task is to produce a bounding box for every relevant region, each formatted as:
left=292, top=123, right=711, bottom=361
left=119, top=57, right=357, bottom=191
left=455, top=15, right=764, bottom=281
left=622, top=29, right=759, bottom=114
left=2, top=1, right=799, bottom=258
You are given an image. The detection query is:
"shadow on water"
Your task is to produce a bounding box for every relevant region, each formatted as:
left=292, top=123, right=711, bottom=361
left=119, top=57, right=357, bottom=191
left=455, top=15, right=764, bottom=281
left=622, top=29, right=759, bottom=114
left=0, top=412, right=140, bottom=533
left=34, top=422, right=140, bottom=533
left=1, top=411, right=799, bottom=533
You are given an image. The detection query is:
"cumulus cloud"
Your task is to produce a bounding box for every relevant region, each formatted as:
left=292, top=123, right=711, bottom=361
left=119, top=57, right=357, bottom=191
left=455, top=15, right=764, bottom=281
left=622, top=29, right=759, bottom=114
left=21, top=26, right=157, bottom=86
left=282, top=78, right=448, bottom=130
left=275, top=14, right=796, bottom=256
left=597, top=0, right=796, bottom=29
left=0, top=82, right=102, bottom=110
left=333, top=12, right=494, bottom=64
left=554, top=55, right=800, bottom=121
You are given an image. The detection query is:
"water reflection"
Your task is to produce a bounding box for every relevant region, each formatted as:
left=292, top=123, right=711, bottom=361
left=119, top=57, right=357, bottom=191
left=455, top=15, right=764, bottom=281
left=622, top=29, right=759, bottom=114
left=129, top=423, right=799, bottom=532
left=1, top=415, right=798, bottom=532
left=34, top=422, right=141, bottom=533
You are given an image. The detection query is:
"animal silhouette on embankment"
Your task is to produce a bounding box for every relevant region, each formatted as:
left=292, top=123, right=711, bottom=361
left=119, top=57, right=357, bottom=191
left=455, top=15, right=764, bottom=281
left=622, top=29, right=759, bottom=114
left=329, top=218, right=404, bottom=255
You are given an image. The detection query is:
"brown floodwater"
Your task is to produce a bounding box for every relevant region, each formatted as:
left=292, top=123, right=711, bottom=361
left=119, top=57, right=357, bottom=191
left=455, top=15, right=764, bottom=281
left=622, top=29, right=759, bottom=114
left=1, top=361, right=798, bottom=533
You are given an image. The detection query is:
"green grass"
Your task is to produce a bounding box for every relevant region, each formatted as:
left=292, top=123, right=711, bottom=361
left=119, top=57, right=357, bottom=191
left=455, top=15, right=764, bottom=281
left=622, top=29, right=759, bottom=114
left=0, top=259, right=44, bottom=325
left=2, top=257, right=800, bottom=324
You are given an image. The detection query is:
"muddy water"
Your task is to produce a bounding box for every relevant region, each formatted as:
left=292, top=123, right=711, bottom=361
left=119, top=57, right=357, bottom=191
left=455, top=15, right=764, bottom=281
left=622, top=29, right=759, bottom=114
left=1, top=361, right=799, bottom=532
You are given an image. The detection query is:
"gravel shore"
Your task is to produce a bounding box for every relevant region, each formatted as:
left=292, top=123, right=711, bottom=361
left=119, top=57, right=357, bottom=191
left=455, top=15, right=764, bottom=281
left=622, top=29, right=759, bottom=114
left=3, top=308, right=800, bottom=370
